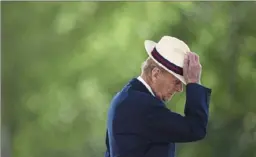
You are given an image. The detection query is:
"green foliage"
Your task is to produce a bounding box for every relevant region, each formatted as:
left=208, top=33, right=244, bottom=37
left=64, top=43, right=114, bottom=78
left=2, top=2, right=256, bottom=157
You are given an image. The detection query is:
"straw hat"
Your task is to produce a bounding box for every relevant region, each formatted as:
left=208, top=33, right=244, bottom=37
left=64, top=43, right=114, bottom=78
left=144, top=36, right=190, bottom=84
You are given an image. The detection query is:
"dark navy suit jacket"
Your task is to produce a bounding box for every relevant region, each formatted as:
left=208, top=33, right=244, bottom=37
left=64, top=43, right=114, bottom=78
left=105, top=78, right=212, bottom=157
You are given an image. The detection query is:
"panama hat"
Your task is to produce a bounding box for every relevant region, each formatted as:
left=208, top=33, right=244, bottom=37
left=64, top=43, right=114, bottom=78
left=144, top=36, right=190, bottom=84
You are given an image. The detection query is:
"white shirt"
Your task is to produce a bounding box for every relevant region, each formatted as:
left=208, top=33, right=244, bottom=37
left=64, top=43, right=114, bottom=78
left=137, top=76, right=155, bottom=96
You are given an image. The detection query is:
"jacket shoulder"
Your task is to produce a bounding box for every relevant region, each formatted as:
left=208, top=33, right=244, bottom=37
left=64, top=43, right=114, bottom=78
left=113, top=89, right=163, bottom=108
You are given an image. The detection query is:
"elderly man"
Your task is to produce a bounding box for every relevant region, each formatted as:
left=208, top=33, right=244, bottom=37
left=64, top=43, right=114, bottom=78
left=104, top=36, right=212, bottom=157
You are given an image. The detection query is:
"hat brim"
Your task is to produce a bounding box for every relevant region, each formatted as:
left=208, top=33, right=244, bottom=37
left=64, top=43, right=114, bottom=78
left=144, top=40, right=186, bottom=85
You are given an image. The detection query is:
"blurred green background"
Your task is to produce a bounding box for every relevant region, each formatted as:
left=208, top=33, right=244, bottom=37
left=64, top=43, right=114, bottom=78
left=1, top=1, right=256, bottom=157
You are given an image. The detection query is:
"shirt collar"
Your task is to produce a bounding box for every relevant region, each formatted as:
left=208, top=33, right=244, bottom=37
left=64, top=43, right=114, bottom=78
left=137, top=76, right=155, bottom=96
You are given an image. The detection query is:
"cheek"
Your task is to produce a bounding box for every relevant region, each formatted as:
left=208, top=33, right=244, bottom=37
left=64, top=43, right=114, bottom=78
left=165, top=84, right=176, bottom=94
left=159, top=82, right=172, bottom=93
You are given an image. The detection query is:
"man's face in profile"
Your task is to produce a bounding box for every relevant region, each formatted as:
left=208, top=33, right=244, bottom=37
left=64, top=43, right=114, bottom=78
left=151, top=67, right=183, bottom=102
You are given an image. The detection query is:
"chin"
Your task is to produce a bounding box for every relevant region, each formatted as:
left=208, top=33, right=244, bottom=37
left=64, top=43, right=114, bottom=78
left=159, top=93, right=175, bottom=102
left=163, top=97, right=172, bottom=102
left=166, top=94, right=175, bottom=101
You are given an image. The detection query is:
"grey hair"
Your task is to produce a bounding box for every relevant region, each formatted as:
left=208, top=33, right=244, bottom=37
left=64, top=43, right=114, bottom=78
left=141, top=57, right=166, bottom=77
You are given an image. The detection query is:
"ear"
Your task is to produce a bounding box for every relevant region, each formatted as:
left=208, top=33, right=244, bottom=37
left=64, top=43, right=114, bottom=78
left=151, top=67, right=161, bottom=82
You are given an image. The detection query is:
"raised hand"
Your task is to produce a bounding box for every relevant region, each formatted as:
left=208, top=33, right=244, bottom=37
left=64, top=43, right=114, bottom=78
left=183, top=52, right=202, bottom=84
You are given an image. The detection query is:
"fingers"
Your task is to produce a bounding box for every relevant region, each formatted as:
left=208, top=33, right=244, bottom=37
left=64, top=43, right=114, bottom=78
left=194, top=52, right=199, bottom=63
left=184, top=53, right=189, bottom=66
left=183, top=53, right=189, bottom=72
left=188, top=52, right=195, bottom=65
left=183, top=51, right=202, bottom=84
left=189, top=52, right=200, bottom=64
left=190, top=52, right=202, bottom=71
left=184, top=52, right=200, bottom=69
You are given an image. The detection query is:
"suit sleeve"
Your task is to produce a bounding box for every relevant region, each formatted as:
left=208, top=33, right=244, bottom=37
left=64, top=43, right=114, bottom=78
left=145, top=83, right=212, bottom=143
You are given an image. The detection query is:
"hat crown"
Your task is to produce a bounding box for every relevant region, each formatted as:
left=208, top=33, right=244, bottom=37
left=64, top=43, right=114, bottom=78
left=144, top=35, right=191, bottom=84
left=155, top=36, right=190, bottom=67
